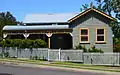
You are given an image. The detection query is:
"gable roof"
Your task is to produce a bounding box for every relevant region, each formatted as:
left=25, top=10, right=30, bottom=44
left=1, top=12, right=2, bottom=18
left=23, top=8, right=116, bottom=24
left=23, top=13, right=79, bottom=23
left=68, top=7, right=117, bottom=23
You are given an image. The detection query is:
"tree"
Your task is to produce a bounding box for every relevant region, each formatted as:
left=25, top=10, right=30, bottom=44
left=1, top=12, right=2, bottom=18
left=95, top=0, right=120, bottom=20
left=95, top=0, right=103, bottom=10
left=110, top=21, right=120, bottom=39
left=95, top=0, right=113, bottom=16
left=80, top=4, right=89, bottom=12
left=94, top=0, right=120, bottom=38
left=111, top=0, right=120, bottom=20
left=80, top=2, right=95, bottom=12
left=0, top=11, right=17, bottom=40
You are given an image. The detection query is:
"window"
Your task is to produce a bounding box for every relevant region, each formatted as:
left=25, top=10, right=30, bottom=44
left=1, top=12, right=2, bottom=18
left=80, top=28, right=89, bottom=43
left=96, top=28, right=106, bottom=43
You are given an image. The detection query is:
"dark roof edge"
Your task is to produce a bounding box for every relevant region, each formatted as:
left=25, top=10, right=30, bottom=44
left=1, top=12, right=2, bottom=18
left=68, top=7, right=117, bottom=23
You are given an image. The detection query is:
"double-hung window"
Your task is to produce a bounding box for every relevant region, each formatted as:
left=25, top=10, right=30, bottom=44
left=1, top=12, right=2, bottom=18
left=96, top=28, right=106, bottom=43
left=80, top=28, right=89, bottom=43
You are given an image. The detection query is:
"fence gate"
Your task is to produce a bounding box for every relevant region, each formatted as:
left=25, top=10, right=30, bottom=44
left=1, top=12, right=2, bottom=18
left=60, top=50, right=83, bottom=62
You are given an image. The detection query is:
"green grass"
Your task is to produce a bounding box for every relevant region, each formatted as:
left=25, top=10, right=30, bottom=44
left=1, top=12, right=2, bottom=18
left=45, top=63, right=120, bottom=72
left=0, top=58, right=120, bottom=72
left=0, top=58, right=47, bottom=64
left=49, top=61, right=111, bottom=68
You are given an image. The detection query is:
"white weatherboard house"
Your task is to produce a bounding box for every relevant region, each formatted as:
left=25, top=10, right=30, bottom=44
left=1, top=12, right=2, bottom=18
left=3, top=8, right=116, bottom=52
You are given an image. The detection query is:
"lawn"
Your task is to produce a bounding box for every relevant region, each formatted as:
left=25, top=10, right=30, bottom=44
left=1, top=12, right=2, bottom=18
left=0, top=58, right=120, bottom=72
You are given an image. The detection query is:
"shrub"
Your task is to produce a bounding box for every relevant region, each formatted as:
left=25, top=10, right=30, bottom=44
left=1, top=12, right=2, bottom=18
left=0, top=40, right=6, bottom=48
left=88, top=46, right=103, bottom=53
left=114, top=44, right=120, bottom=52
left=113, top=38, right=120, bottom=52
left=4, top=39, right=12, bottom=47
left=24, top=39, right=34, bottom=48
left=75, top=44, right=87, bottom=52
left=33, top=39, right=47, bottom=48
left=75, top=44, right=103, bottom=53
left=0, top=39, right=47, bottom=48
left=12, top=39, right=22, bottom=48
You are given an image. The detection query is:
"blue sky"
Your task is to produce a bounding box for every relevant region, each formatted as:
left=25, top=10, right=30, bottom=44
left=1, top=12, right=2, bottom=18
left=1, top=0, right=94, bottom=21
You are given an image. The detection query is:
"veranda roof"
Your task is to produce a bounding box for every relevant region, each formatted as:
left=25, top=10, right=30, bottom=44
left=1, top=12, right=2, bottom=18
left=3, top=25, right=69, bottom=31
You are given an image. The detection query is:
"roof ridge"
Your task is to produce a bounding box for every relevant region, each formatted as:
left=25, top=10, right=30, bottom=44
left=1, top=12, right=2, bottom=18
left=26, top=12, right=80, bottom=15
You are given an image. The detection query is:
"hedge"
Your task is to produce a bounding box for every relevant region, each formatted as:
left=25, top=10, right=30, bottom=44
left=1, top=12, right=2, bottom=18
left=0, top=39, right=47, bottom=48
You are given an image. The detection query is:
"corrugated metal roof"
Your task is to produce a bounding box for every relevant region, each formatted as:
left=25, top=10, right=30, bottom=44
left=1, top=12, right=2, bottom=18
left=3, top=25, right=69, bottom=30
left=23, top=13, right=79, bottom=23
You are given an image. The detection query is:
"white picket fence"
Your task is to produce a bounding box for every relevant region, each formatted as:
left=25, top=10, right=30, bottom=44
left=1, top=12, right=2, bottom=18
left=48, top=49, right=83, bottom=62
left=0, top=47, right=120, bottom=66
left=83, top=53, right=120, bottom=66
left=0, top=47, right=83, bottom=62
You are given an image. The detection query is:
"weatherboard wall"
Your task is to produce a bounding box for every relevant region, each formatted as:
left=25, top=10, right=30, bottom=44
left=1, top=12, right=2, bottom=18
left=71, top=11, right=113, bottom=52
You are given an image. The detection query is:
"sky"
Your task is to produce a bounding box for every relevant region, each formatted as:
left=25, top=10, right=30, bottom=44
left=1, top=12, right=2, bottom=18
left=1, top=0, right=94, bottom=21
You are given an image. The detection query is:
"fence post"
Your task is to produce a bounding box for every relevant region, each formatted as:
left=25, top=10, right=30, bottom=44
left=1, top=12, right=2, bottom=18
left=16, top=47, right=18, bottom=58
left=59, top=48, right=61, bottom=61
left=82, top=52, right=84, bottom=63
left=48, top=49, right=50, bottom=61
left=2, top=47, right=5, bottom=58
left=118, top=52, right=120, bottom=66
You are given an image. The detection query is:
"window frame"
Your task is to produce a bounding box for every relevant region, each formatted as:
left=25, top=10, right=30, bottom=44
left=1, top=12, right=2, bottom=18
left=80, top=28, right=90, bottom=43
left=96, top=28, right=106, bottom=43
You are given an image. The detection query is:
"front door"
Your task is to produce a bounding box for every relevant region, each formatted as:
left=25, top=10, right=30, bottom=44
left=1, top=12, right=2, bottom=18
left=50, top=34, right=72, bottom=49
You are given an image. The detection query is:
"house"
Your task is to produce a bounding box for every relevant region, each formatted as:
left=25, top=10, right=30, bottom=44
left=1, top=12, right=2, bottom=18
left=2, top=7, right=116, bottom=52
